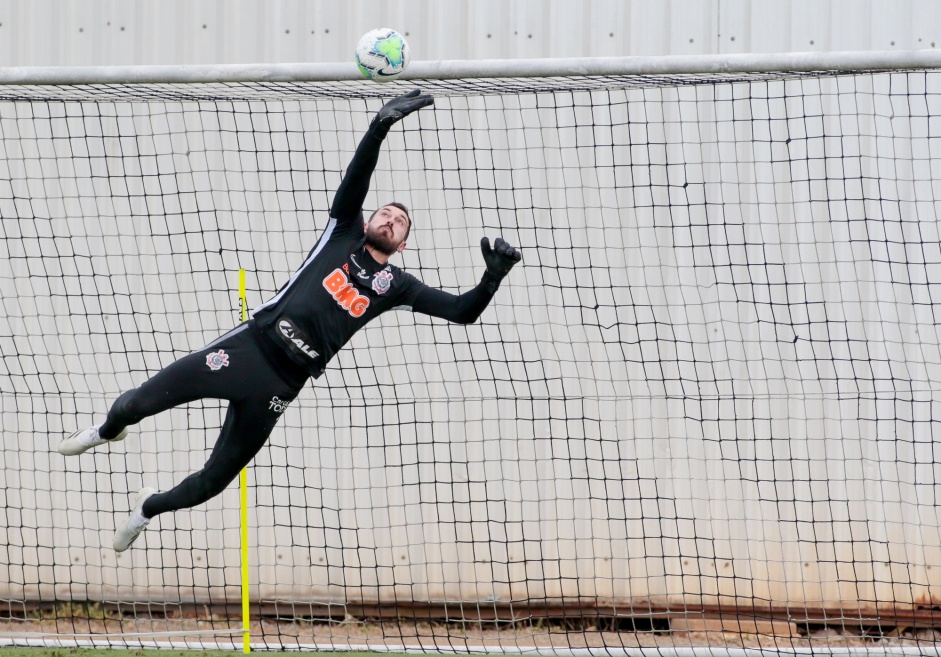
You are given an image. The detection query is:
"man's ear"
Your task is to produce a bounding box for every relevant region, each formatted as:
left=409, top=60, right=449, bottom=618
left=395, top=240, right=407, bottom=254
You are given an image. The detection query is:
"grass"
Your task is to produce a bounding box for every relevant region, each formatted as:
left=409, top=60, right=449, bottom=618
left=0, top=651, right=412, bottom=657
left=1, top=651, right=239, bottom=657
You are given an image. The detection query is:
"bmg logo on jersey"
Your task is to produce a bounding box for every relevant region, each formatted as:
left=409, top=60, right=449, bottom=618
left=323, top=268, right=370, bottom=317
left=268, top=396, right=292, bottom=413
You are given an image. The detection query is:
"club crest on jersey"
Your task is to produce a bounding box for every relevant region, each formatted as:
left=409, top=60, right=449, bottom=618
left=323, top=268, right=370, bottom=317
left=372, top=269, right=393, bottom=294
left=206, top=349, right=229, bottom=371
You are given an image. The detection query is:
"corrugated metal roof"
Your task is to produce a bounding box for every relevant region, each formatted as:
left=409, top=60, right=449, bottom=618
left=1, top=0, right=940, bottom=68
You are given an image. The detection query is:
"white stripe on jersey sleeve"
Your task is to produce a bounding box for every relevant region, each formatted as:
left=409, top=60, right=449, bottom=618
left=252, top=218, right=338, bottom=315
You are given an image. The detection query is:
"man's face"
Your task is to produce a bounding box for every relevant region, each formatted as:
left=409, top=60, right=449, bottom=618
left=364, top=205, right=409, bottom=256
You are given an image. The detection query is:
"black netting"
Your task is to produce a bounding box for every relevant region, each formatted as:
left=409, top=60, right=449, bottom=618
left=2, top=70, right=941, bottom=651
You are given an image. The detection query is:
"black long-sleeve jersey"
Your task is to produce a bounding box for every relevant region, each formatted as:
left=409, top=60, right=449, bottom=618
left=252, top=123, right=502, bottom=380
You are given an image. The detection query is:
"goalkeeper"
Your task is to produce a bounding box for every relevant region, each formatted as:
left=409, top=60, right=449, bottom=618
left=58, top=90, right=521, bottom=552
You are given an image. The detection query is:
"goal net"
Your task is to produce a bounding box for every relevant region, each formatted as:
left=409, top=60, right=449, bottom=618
left=2, top=54, right=941, bottom=652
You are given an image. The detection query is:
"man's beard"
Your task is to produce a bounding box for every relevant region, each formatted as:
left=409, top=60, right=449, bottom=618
left=365, top=223, right=400, bottom=256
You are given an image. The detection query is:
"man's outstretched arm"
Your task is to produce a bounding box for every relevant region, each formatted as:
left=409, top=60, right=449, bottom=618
left=330, top=90, right=434, bottom=224
left=411, top=237, right=522, bottom=324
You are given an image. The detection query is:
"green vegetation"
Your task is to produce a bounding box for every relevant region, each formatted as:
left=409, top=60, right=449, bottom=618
left=0, top=651, right=409, bottom=657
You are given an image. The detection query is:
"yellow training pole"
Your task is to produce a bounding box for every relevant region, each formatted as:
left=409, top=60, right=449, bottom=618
left=239, top=269, right=251, bottom=653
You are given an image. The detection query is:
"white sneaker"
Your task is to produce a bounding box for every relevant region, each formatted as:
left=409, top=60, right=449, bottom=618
left=113, top=487, right=156, bottom=552
left=58, top=425, right=128, bottom=456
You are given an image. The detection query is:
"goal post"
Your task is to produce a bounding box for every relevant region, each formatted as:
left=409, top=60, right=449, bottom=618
left=2, top=50, right=941, bottom=652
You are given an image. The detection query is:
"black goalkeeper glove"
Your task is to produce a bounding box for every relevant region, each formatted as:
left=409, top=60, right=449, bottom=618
left=370, top=89, right=434, bottom=138
left=480, top=237, right=522, bottom=292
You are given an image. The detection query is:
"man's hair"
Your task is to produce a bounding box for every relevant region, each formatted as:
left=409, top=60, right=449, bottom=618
left=369, top=202, right=412, bottom=240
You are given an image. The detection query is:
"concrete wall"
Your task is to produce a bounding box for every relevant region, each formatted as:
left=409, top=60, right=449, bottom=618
left=0, top=0, right=940, bottom=68
left=2, top=70, right=941, bottom=610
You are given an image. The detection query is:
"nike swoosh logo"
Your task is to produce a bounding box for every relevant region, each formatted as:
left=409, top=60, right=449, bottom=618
left=350, top=253, right=370, bottom=280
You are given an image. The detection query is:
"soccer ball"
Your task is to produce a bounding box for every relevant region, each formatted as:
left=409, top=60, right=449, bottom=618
left=355, top=28, right=410, bottom=82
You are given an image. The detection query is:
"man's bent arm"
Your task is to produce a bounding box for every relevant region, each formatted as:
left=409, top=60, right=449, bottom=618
left=411, top=236, right=522, bottom=324
left=410, top=273, right=504, bottom=325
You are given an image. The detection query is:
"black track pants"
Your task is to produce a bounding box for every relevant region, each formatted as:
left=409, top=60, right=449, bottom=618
left=98, top=323, right=306, bottom=519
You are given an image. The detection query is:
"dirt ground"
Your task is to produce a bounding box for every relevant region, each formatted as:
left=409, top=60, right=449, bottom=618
left=2, top=616, right=941, bottom=651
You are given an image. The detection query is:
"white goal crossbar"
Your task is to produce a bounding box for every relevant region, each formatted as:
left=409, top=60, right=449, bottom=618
left=0, top=49, right=938, bottom=84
